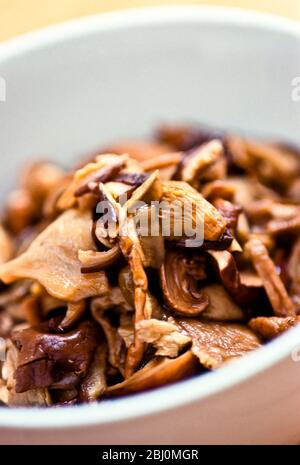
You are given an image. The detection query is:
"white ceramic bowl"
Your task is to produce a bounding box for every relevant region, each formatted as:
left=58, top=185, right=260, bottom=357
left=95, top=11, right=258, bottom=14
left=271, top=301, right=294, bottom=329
left=0, top=6, right=300, bottom=445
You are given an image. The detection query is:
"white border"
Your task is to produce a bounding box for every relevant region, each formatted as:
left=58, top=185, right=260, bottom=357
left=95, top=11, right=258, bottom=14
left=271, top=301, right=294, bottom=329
left=0, top=5, right=300, bottom=429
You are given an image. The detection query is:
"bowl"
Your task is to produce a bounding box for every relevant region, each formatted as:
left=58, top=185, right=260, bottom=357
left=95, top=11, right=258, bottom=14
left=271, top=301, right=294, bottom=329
left=0, top=5, right=300, bottom=445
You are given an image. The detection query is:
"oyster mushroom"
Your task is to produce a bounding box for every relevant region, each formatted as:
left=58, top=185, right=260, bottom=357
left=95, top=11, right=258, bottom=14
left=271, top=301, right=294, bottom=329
left=79, top=245, right=122, bottom=273
left=161, top=181, right=227, bottom=242
left=178, top=140, right=224, bottom=188
left=0, top=209, right=109, bottom=302
left=245, top=238, right=295, bottom=317
left=106, top=350, right=199, bottom=396
left=249, top=316, right=300, bottom=340
left=208, top=250, right=263, bottom=305
left=136, top=318, right=191, bottom=358
left=176, top=319, right=261, bottom=369
left=57, top=154, right=127, bottom=209
left=160, top=250, right=209, bottom=316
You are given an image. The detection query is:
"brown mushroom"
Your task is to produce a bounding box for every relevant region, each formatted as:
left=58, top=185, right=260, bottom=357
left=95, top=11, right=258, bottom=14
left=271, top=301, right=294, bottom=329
left=249, top=316, right=300, bottom=340
left=107, top=350, right=199, bottom=396
left=208, top=250, right=262, bottom=305
left=0, top=209, right=109, bottom=302
left=160, top=250, right=209, bottom=316
left=245, top=238, right=295, bottom=317
left=177, top=319, right=261, bottom=369
left=136, top=318, right=191, bottom=358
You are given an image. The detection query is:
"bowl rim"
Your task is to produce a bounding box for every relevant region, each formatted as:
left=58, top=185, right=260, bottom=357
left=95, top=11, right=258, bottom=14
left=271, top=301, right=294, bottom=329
left=0, top=4, right=300, bottom=429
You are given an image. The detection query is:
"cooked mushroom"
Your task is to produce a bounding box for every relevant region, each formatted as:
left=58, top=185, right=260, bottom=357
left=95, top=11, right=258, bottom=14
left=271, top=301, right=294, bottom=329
left=160, top=250, right=209, bottom=316
left=107, top=350, right=199, bottom=396
left=245, top=238, right=295, bottom=317
left=176, top=319, right=261, bottom=369
left=161, top=180, right=227, bottom=242
left=79, top=344, right=107, bottom=402
left=208, top=250, right=263, bottom=305
left=249, top=316, right=300, bottom=340
left=12, top=319, right=99, bottom=393
left=79, top=245, right=122, bottom=273
left=136, top=318, right=191, bottom=357
left=0, top=210, right=109, bottom=302
left=178, top=140, right=224, bottom=188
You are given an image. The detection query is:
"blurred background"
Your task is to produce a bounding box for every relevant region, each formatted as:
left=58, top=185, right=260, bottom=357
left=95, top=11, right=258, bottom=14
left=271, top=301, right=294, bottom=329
left=0, top=0, right=299, bottom=42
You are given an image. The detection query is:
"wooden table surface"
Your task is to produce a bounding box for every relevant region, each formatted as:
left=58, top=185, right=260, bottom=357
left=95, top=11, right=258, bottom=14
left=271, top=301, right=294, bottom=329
left=0, top=0, right=299, bottom=42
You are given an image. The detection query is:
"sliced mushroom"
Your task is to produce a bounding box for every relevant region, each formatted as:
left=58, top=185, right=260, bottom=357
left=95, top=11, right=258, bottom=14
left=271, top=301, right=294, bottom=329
left=160, top=250, right=209, bottom=316
left=107, top=350, right=199, bottom=396
left=59, top=300, right=87, bottom=330
left=79, top=344, right=107, bottom=402
left=245, top=238, right=295, bottom=317
left=57, top=154, right=127, bottom=209
left=79, top=245, right=122, bottom=273
left=12, top=319, right=99, bottom=393
left=22, top=162, right=65, bottom=208
left=136, top=318, right=191, bottom=358
left=0, top=210, right=109, bottom=302
left=226, top=136, right=299, bottom=188
left=161, top=181, right=227, bottom=242
left=208, top=250, right=262, bottom=305
left=176, top=319, right=261, bottom=369
left=200, top=284, right=245, bottom=321
left=249, top=316, right=300, bottom=340
left=91, top=304, right=125, bottom=376
left=178, top=140, right=224, bottom=188
left=1, top=342, right=51, bottom=406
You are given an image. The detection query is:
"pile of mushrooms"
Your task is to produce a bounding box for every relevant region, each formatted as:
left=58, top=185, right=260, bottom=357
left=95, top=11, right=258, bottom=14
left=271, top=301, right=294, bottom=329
left=0, top=123, right=299, bottom=407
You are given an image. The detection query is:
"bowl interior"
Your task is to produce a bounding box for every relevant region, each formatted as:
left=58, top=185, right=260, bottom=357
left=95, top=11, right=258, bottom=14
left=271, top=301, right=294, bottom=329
left=0, top=6, right=300, bottom=428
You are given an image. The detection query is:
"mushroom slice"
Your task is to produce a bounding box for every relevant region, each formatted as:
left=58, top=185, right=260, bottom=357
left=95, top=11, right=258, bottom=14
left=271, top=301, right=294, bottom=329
left=201, top=180, right=236, bottom=202
left=179, top=140, right=224, bottom=187
left=208, top=250, right=262, bottom=305
left=246, top=239, right=295, bottom=317
left=119, top=232, right=151, bottom=377
left=92, top=304, right=125, bottom=376
left=79, top=344, right=107, bottom=402
left=59, top=300, right=87, bottom=330
left=118, top=312, right=135, bottom=349
left=160, top=250, right=209, bottom=316
left=79, top=245, right=122, bottom=273
left=136, top=318, right=191, bottom=358
left=161, top=181, right=227, bottom=242
left=213, top=199, right=242, bottom=232
left=124, top=170, right=162, bottom=212
left=200, top=284, right=245, bottom=321
left=1, top=342, right=51, bottom=406
left=22, top=162, right=65, bottom=207
left=57, top=154, right=127, bottom=209
left=107, top=350, right=198, bottom=396
left=12, top=320, right=99, bottom=393
left=0, top=209, right=109, bottom=302
left=249, top=316, right=300, bottom=340
left=177, top=319, right=261, bottom=369
left=226, top=136, right=299, bottom=188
